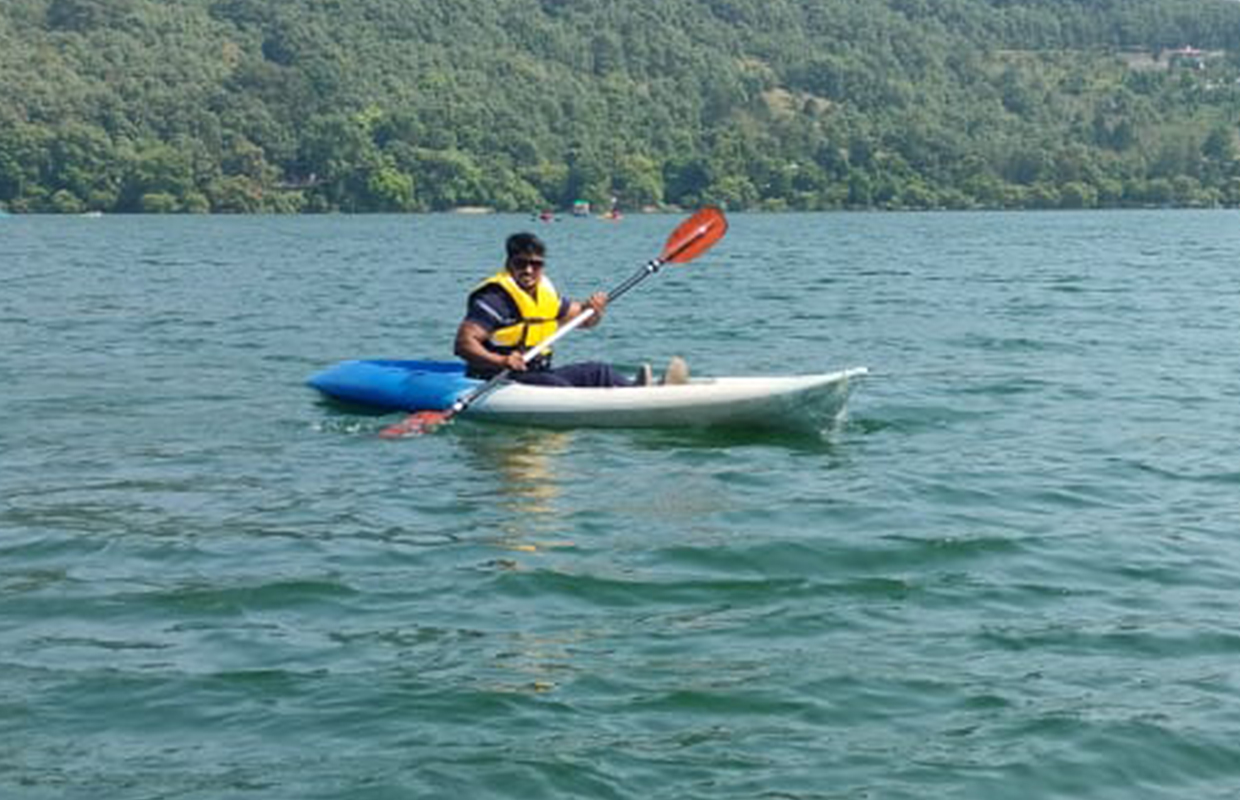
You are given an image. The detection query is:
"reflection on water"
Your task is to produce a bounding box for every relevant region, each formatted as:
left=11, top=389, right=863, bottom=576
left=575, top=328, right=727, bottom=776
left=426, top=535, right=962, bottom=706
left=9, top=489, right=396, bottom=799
left=459, top=427, right=576, bottom=550
left=457, top=427, right=587, bottom=695
left=488, top=628, right=593, bottom=694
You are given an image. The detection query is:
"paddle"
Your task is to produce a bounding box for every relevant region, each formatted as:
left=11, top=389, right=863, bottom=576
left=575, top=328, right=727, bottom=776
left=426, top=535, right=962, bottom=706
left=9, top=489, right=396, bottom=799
left=379, top=206, right=729, bottom=438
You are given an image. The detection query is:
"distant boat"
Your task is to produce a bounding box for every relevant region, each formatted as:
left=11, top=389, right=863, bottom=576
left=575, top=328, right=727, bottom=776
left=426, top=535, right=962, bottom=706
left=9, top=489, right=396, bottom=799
left=80, top=210, right=104, bottom=218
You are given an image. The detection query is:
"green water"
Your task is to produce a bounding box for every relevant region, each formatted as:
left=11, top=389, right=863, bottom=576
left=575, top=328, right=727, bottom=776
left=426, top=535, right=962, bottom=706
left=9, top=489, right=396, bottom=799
left=3, top=211, right=1240, bottom=798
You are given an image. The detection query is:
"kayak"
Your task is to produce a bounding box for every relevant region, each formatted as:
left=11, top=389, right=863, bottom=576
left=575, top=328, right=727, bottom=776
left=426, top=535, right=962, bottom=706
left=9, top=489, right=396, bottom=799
left=307, top=359, right=867, bottom=430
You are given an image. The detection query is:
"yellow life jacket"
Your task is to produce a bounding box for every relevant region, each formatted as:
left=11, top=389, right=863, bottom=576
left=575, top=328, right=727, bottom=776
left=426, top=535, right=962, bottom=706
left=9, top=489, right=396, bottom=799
left=473, top=270, right=562, bottom=357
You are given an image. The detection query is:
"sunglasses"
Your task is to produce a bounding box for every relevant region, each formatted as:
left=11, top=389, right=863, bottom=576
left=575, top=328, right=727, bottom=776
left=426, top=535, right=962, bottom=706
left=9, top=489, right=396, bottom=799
left=510, top=256, right=545, bottom=271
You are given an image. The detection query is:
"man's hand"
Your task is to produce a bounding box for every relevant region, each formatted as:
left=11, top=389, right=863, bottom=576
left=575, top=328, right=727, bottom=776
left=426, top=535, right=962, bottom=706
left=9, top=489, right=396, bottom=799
left=582, top=291, right=608, bottom=327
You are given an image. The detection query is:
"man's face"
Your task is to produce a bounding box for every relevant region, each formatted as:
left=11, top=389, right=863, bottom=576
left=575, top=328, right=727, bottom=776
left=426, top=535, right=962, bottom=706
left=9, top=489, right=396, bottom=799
left=507, top=253, right=545, bottom=292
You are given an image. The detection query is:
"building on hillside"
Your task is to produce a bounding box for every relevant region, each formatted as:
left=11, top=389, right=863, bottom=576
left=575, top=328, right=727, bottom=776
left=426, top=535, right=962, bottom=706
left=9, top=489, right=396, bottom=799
left=1167, top=46, right=1206, bottom=70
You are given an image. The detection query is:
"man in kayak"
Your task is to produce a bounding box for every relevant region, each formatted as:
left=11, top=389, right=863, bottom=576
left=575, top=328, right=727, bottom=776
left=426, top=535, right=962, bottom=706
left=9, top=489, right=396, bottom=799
left=455, top=232, right=687, bottom=387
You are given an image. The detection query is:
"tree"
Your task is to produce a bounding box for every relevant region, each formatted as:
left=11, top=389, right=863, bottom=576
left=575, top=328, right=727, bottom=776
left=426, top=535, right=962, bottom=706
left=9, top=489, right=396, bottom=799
left=0, top=122, right=49, bottom=207
left=612, top=153, right=664, bottom=207
left=406, top=148, right=487, bottom=210
left=364, top=165, right=414, bottom=211
left=118, top=140, right=195, bottom=212
left=46, top=0, right=137, bottom=31
left=4, top=0, right=1240, bottom=212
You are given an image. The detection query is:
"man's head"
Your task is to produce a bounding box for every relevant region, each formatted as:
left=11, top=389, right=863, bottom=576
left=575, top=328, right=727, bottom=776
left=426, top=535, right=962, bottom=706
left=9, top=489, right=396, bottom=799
left=505, top=232, right=546, bottom=292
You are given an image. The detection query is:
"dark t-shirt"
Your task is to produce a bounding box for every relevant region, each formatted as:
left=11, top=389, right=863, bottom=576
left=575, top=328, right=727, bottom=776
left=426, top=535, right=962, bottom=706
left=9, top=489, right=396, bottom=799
left=465, top=284, right=570, bottom=333
left=463, top=283, right=571, bottom=376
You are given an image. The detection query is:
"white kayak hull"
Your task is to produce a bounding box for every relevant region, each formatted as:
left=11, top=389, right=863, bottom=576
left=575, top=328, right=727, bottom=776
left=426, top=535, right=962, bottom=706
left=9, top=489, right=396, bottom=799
left=467, top=368, right=868, bottom=430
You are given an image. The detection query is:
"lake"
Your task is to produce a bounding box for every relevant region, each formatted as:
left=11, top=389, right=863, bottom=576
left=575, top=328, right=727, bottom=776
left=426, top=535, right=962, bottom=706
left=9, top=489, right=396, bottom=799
left=3, top=210, right=1239, bottom=799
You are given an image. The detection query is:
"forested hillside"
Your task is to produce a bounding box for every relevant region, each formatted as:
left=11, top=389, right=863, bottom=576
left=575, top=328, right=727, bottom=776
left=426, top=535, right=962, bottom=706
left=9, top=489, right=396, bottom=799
left=3, top=0, right=1240, bottom=213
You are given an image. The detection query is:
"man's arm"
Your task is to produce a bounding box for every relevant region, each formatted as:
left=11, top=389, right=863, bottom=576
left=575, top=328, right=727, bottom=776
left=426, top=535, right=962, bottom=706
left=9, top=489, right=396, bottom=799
left=455, top=320, right=525, bottom=372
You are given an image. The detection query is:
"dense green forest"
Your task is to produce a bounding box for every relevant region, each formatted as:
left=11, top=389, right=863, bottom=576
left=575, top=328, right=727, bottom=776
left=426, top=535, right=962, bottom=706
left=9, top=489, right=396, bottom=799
left=3, top=0, right=1240, bottom=213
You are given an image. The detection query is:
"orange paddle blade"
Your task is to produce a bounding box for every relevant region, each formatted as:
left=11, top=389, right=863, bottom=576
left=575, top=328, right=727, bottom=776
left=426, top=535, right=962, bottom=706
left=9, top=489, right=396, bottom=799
left=660, top=206, right=728, bottom=264
left=379, top=410, right=452, bottom=438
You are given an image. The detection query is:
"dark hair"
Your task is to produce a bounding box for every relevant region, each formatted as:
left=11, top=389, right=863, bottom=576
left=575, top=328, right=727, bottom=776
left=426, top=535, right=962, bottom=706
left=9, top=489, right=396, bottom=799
left=506, top=232, right=546, bottom=260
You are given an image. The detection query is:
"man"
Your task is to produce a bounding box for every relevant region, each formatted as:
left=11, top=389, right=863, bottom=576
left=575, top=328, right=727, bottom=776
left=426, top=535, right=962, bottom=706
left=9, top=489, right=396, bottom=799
left=455, top=232, right=687, bottom=387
